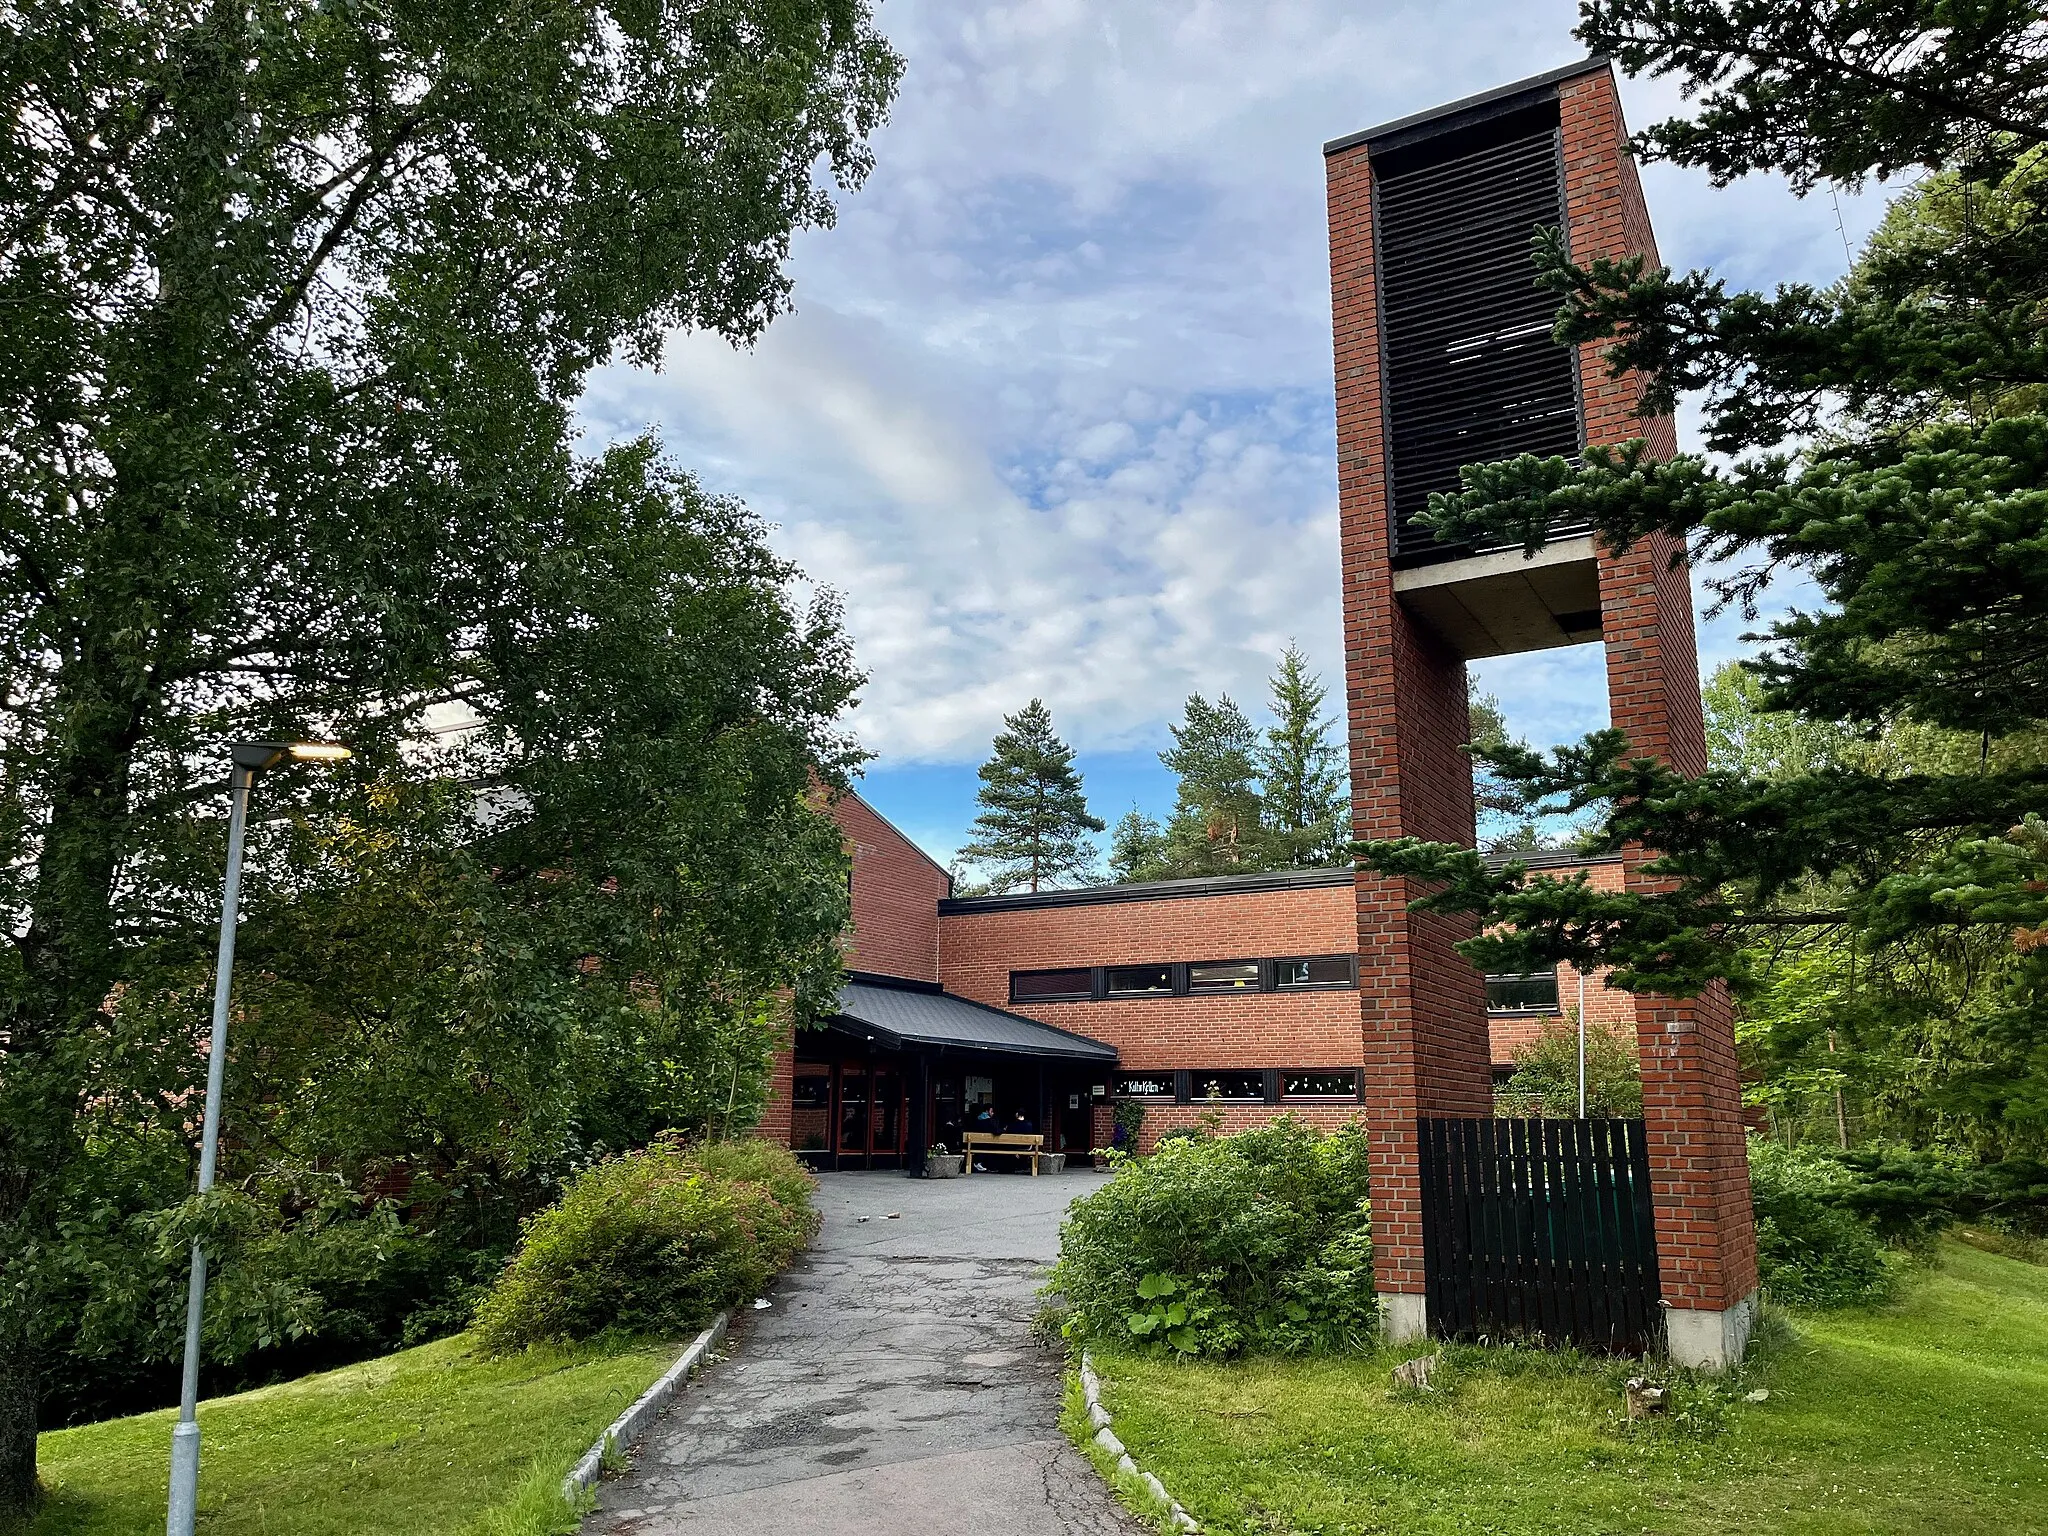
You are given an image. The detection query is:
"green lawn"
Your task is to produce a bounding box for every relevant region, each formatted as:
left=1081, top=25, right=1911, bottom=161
left=1074, top=1241, right=2048, bottom=1536
left=14, top=1333, right=682, bottom=1536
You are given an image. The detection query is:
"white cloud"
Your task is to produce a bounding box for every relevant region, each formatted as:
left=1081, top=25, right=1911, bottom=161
left=577, top=0, right=1900, bottom=773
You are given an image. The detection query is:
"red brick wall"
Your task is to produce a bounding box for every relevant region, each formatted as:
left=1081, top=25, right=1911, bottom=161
left=1488, top=862, right=1636, bottom=1066
left=1562, top=67, right=1758, bottom=1311
left=828, top=790, right=951, bottom=983
left=759, top=1022, right=796, bottom=1147
left=1327, top=124, right=1494, bottom=1302
left=940, top=882, right=1368, bottom=1153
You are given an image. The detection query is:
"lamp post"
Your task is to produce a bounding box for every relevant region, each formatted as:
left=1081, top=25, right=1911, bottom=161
left=166, top=741, right=351, bottom=1536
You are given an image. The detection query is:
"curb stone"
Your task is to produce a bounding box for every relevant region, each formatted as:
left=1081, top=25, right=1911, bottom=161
left=1079, top=1351, right=1199, bottom=1533
left=562, top=1311, right=731, bottom=1500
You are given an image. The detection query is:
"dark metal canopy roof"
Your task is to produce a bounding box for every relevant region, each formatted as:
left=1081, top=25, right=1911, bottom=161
left=829, top=975, right=1118, bottom=1063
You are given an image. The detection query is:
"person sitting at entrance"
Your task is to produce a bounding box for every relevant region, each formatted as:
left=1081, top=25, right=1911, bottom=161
left=1006, top=1108, right=1036, bottom=1136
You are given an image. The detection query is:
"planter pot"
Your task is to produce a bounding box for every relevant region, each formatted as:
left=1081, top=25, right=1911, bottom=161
left=923, top=1154, right=965, bottom=1179
left=1038, top=1153, right=1067, bottom=1174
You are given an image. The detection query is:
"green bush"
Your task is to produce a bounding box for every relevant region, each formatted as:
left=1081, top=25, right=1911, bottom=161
left=1049, top=1116, right=1374, bottom=1358
left=1748, top=1141, right=1893, bottom=1307
left=473, top=1137, right=816, bottom=1352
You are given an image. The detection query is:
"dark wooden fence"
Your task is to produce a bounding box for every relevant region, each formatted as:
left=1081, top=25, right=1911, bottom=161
left=1417, top=1116, right=1662, bottom=1354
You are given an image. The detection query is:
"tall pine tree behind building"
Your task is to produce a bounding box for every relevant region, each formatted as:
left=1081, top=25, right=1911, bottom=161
left=957, top=700, right=1104, bottom=893
left=1257, top=643, right=1350, bottom=867
left=1158, top=693, right=1268, bottom=875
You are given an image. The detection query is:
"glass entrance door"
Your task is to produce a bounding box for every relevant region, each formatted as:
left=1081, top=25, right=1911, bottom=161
left=872, top=1069, right=901, bottom=1163
left=837, top=1066, right=870, bottom=1162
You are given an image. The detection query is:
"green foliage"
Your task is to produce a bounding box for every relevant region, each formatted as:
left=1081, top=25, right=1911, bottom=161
left=1256, top=643, right=1350, bottom=869
left=1157, top=693, right=1269, bottom=877
left=0, top=0, right=896, bottom=1482
left=1494, top=1017, right=1644, bottom=1119
left=956, top=700, right=1105, bottom=893
left=1106, top=808, right=1167, bottom=885
left=1748, top=1142, right=1895, bottom=1308
left=1049, top=1117, right=1375, bottom=1358
left=472, top=1138, right=816, bottom=1353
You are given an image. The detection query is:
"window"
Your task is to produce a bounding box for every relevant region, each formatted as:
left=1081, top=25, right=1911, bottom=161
left=1105, top=964, right=1175, bottom=997
left=1282, top=1069, right=1359, bottom=1101
left=1486, top=971, right=1561, bottom=1013
left=1192, top=1070, right=1267, bottom=1103
left=1188, top=960, right=1260, bottom=993
left=792, top=1076, right=830, bottom=1109
left=1274, top=955, right=1355, bottom=989
left=1011, top=968, right=1093, bottom=1003
left=1114, top=1072, right=1176, bottom=1100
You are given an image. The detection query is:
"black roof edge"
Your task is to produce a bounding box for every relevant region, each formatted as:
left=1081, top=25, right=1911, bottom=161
left=834, top=976, right=1121, bottom=1058
left=938, top=850, right=1619, bottom=914
left=820, top=1011, right=1118, bottom=1063
left=939, top=866, right=1354, bottom=915
left=844, top=969, right=944, bottom=995
left=1323, top=56, right=1608, bottom=157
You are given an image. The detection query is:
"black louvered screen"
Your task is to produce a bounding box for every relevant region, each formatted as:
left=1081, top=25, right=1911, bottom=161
left=1419, top=1116, right=1662, bottom=1354
left=1375, top=103, right=1582, bottom=566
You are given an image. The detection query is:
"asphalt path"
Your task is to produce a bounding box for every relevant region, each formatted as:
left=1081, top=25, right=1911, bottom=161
left=583, top=1168, right=1142, bottom=1536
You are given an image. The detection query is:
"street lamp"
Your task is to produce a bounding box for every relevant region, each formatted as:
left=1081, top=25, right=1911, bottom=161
left=166, top=741, right=351, bottom=1536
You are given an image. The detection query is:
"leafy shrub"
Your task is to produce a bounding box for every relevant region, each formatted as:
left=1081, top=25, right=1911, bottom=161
left=473, top=1137, right=816, bottom=1352
left=1494, top=1018, right=1642, bottom=1118
left=1748, top=1141, right=1892, bottom=1307
left=1049, top=1116, right=1374, bottom=1357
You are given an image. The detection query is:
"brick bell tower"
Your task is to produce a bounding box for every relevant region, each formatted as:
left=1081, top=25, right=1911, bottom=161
left=1324, top=58, right=1758, bottom=1366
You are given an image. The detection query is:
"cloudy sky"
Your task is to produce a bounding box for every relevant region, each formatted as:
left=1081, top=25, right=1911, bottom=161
left=578, top=0, right=1893, bottom=868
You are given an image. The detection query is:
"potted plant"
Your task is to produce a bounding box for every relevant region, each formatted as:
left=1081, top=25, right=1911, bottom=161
left=923, top=1142, right=965, bottom=1179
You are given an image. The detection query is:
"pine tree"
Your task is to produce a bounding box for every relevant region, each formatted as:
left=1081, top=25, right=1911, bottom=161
left=957, top=701, right=1104, bottom=893
left=1357, top=0, right=2048, bottom=1125
left=1257, top=644, right=1350, bottom=867
left=1158, top=694, right=1268, bottom=875
left=1107, top=807, right=1168, bottom=884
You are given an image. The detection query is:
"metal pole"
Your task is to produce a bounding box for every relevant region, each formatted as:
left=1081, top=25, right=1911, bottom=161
left=167, top=761, right=256, bottom=1536
left=1576, top=969, right=1588, bottom=1120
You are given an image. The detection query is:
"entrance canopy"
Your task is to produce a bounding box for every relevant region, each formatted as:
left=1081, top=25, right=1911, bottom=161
left=828, top=976, right=1118, bottom=1063
left=793, top=974, right=1116, bottom=1171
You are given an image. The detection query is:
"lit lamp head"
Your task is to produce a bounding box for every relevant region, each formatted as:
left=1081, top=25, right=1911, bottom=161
left=230, top=740, right=354, bottom=774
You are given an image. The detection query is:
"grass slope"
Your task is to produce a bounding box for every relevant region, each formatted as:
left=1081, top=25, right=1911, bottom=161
left=14, top=1333, right=681, bottom=1536
left=1078, top=1242, right=2048, bottom=1536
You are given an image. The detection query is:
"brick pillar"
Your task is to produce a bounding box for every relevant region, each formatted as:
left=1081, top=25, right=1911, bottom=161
left=1327, top=60, right=1756, bottom=1362
left=1566, top=69, right=1759, bottom=1361
left=1329, top=140, right=1494, bottom=1329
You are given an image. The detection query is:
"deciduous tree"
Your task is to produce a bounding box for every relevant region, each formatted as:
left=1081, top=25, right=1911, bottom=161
left=0, top=0, right=899, bottom=1504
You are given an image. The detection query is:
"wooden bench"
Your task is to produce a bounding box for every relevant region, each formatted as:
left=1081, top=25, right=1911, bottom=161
left=962, top=1132, right=1045, bottom=1174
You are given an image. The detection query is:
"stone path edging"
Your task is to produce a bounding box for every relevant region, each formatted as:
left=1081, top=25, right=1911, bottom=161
left=562, top=1311, right=731, bottom=1500
left=1079, top=1351, right=1198, bottom=1532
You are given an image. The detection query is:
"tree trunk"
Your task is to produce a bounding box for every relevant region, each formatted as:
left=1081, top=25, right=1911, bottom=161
left=0, top=1340, right=37, bottom=1518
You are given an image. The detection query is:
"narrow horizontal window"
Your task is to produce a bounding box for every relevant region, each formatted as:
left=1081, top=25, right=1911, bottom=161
left=1282, top=1069, right=1359, bottom=1101
left=1011, top=968, right=1093, bottom=1003
left=1105, top=964, right=1175, bottom=997
left=1188, top=960, right=1260, bottom=993
left=1273, top=955, right=1355, bottom=989
left=1191, top=1070, right=1267, bottom=1103
left=1486, top=971, right=1561, bottom=1013
left=1114, top=1072, right=1176, bottom=1100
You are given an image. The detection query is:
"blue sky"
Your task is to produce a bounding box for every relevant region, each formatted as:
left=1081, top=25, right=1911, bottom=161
left=576, top=0, right=1894, bottom=870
